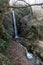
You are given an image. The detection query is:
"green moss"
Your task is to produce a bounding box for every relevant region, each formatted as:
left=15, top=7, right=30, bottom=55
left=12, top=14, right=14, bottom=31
left=27, top=25, right=38, bottom=41
left=26, top=43, right=34, bottom=53
left=0, top=39, right=6, bottom=52
left=2, top=32, right=12, bottom=43
left=15, top=8, right=31, bottom=16
left=0, top=0, right=8, bottom=6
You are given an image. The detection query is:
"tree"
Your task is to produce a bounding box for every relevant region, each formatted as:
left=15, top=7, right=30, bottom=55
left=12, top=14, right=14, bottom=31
left=0, top=0, right=9, bottom=38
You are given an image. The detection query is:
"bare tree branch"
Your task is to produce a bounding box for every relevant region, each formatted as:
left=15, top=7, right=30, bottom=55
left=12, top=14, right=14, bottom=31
left=30, top=3, right=43, bottom=6
left=8, top=3, right=43, bottom=9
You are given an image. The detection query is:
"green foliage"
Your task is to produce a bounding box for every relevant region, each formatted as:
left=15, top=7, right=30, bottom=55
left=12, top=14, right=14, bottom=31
left=0, top=0, right=8, bottom=6
left=2, top=32, right=12, bottom=43
left=26, top=43, right=34, bottom=53
left=0, top=59, right=2, bottom=65
left=0, top=39, right=6, bottom=52
left=27, top=25, right=38, bottom=41
left=0, top=32, right=12, bottom=52
left=15, top=8, right=31, bottom=16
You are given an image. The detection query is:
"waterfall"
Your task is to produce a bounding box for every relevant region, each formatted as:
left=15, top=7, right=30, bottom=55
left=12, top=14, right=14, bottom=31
left=12, top=10, right=19, bottom=38
left=11, top=9, right=33, bottom=60
left=11, top=9, right=40, bottom=65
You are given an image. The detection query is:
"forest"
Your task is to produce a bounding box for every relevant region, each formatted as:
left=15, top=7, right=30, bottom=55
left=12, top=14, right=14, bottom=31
left=0, top=0, right=43, bottom=65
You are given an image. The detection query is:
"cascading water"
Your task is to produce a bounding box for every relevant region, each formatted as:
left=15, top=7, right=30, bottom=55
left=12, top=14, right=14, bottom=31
left=16, top=40, right=40, bottom=65
left=12, top=10, right=19, bottom=38
left=11, top=10, right=39, bottom=65
left=11, top=9, right=40, bottom=65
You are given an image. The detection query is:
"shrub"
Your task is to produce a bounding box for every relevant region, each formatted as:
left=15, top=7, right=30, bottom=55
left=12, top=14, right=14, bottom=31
left=0, top=32, right=12, bottom=52
left=2, top=32, right=12, bottom=43
left=27, top=25, right=38, bottom=41
left=0, top=39, right=7, bottom=52
left=15, top=7, right=31, bottom=16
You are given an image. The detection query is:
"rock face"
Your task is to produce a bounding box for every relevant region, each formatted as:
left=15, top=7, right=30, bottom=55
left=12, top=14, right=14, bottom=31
left=32, top=6, right=43, bottom=40
left=3, top=12, right=14, bottom=36
left=3, top=7, right=33, bottom=37
left=15, top=8, right=38, bottom=38
left=3, top=7, right=38, bottom=39
left=15, top=7, right=32, bottom=36
left=20, top=14, right=38, bottom=37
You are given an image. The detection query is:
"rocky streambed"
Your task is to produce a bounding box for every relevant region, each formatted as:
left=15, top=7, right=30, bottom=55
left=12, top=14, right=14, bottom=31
left=16, top=38, right=43, bottom=65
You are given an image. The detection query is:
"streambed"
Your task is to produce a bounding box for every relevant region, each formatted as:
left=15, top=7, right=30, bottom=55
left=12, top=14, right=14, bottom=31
left=16, top=40, right=43, bottom=65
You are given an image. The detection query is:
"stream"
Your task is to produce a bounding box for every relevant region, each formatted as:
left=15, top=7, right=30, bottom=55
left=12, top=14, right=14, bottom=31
left=12, top=10, right=41, bottom=65
left=16, top=40, right=41, bottom=65
left=12, top=10, right=19, bottom=38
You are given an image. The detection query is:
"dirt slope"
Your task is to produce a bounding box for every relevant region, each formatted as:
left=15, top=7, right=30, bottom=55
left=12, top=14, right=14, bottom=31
left=8, top=40, right=32, bottom=65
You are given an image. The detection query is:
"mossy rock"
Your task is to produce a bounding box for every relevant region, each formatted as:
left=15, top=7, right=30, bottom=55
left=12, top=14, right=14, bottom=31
left=26, top=43, right=34, bottom=53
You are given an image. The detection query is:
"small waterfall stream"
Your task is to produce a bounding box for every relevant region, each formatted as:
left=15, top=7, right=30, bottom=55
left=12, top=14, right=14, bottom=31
left=12, top=10, right=19, bottom=38
left=11, top=10, right=40, bottom=65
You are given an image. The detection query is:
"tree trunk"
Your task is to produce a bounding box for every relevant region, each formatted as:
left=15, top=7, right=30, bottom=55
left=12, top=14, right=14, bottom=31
left=0, top=0, right=9, bottom=38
